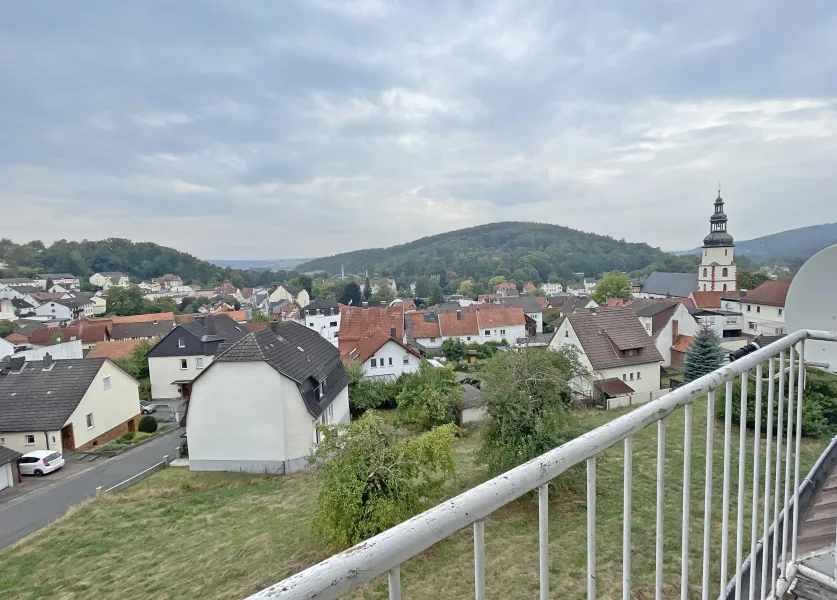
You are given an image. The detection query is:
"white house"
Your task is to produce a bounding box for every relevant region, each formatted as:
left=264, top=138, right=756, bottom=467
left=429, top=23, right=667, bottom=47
left=33, top=297, right=93, bottom=323
left=341, top=325, right=421, bottom=379
left=370, top=278, right=396, bottom=296
left=541, top=282, right=564, bottom=295
left=32, top=274, right=81, bottom=291
left=626, top=299, right=700, bottom=367
left=89, top=272, right=130, bottom=289
left=410, top=307, right=528, bottom=349
left=0, top=299, right=16, bottom=322
left=583, top=278, right=598, bottom=292
left=548, top=307, right=663, bottom=403
left=269, top=284, right=310, bottom=308
left=0, top=355, right=140, bottom=453
left=90, top=295, right=107, bottom=316
left=146, top=313, right=248, bottom=407
left=724, top=281, right=790, bottom=338
left=0, top=337, right=14, bottom=360
left=186, top=321, right=351, bottom=474
left=0, top=278, right=36, bottom=289
left=298, top=298, right=341, bottom=346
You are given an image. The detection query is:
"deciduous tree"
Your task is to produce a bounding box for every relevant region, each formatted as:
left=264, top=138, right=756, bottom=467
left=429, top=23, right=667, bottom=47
left=396, top=361, right=462, bottom=428
left=591, top=272, right=632, bottom=304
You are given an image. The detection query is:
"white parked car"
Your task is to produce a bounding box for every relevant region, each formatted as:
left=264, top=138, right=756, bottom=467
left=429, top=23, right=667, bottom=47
left=18, top=451, right=65, bottom=476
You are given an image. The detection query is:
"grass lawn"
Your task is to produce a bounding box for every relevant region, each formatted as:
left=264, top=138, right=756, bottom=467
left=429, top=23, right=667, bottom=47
left=0, top=400, right=828, bottom=600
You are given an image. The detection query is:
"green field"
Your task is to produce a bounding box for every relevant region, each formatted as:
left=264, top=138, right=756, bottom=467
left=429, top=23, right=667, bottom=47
left=0, top=402, right=827, bottom=600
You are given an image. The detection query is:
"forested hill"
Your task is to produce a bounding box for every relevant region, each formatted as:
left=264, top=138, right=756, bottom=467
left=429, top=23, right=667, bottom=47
left=297, top=222, right=698, bottom=280
left=734, top=223, right=837, bottom=266
left=0, top=238, right=258, bottom=289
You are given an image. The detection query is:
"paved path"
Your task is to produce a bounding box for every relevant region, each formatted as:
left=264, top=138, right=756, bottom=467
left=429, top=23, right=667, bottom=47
left=0, top=428, right=182, bottom=551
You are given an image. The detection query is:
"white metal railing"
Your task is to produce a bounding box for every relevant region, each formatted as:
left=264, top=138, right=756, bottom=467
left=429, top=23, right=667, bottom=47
left=249, top=330, right=837, bottom=600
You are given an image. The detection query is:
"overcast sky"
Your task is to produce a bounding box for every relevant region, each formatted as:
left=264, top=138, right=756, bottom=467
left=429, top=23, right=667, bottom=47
left=3, top=1, right=837, bottom=260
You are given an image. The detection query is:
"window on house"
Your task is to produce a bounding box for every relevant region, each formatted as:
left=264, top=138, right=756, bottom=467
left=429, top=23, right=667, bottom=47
left=178, top=337, right=185, bottom=348
left=565, top=331, right=569, bottom=337
left=330, top=321, right=337, bottom=327
left=429, top=337, right=436, bottom=343
left=722, top=268, right=728, bottom=277
left=196, top=357, right=204, bottom=369
left=723, top=284, right=727, bottom=291
left=725, top=249, right=728, bottom=256
left=484, top=330, right=491, bottom=336
left=103, top=376, right=111, bottom=390
left=500, top=329, right=506, bottom=335
left=403, top=355, right=409, bottom=365
left=52, top=435, right=56, bottom=442
left=622, top=374, right=627, bottom=381
left=748, top=322, right=757, bottom=331
left=645, top=323, right=651, bottom=331
left=180, top=359, right=187, bottom=370
left=778, top=308, right=783, bottom=316
left=371, top=358, right=377, bottom=367
left=637, top=372, right=641, bottom=380
left=25, top=435, right=35, bottom=445
left=703, top=268, right=707, bottom=277
left=388, top=357, right=393, bottom=366
left=86, top=413, right=94, bottom=429
left=467, top=336, right=471, bottom=341
left=747, top=305, right=751, bottom=312
left=327, top=403, right=333, bottom=420
left=756, top=306, right=761, bottom=314
left=309, top=322, right=315, bottom=327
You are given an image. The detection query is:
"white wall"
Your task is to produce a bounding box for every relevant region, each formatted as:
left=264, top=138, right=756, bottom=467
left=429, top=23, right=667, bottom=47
left=598, top=363, right=661, bottom=395
left=302, top=312, right=340, bottom=346
left=476, top=323, right=526, bottom=345
left=541, top=283, right=563, bottom=294
left=0, top=430, right=62, bottom=454
left=149, top=354, right=214, bottom=401
left=654, top=305, right=700, bottom=367
left=0, top=461, right=13, bottom=490
left=525, top=311, right=543, bottom=333
left=698, top=246, right=737, bottom=292
left=67, top=362, right=140, bottom=449
left=741, top=302, right=786, bottom=336
left=34, top=302, right=73, bottom=321
left=361, top=340, right=421, bottom=378
left=415, top=335, right=443, bottom=349
left=0, top=337, right=13, bottom=360
left=188, top=361, right=286, bottom=473
left=0, top=299, right=16, bottom=321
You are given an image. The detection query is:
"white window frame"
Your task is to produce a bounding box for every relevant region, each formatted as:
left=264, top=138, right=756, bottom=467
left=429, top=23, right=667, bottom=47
left=178, top=337, right=185, bottom=348
left=637, top=372, right=641, bottom=380
left=403, top=355, right=409, bottom=365
left=371, top=358, right=377, bottom=368
left=500, top=329, right=506, bottom=336
left=25, top=434, right=35, bottom=445
left=195, top=357, right=204, bottom=369
left=180, top=359, right=188, bottom=370
left=86, top=412, right=94, bottom=429
left=103, top=376, right=111, bottom=390
left=388, top=357, right=393, bottom=366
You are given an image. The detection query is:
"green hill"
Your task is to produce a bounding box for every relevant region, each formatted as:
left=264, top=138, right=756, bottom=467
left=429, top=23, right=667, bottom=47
left=734, top=223, right=837, bottom=266
left=297, top=222, right=698, bottom=281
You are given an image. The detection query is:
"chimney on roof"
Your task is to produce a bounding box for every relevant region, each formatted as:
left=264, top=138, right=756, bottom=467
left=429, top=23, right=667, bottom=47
left=362, top=302, right=368, bottom=309
left=380, top=301, right=386, bottom=309
left=42, top=353, right=52, bottom=369
left=456, top=309, right=462, bottom=320
left=391, top=325, right=396, bottom=339
left=195, top=315, right=205, bottom=326
left=672, top=319, right=679, bottom=346
left=206, top=315, right=216, bottom=335
left=589, top=306, right=597, bottom=315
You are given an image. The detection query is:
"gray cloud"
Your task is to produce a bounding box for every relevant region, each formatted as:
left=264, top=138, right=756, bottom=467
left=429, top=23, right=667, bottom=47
left=2, top=0, right=837, bottom=259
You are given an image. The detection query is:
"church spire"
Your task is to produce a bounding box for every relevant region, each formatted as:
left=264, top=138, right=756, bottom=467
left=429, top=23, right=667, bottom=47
left=703, top=189, right=734, bottom=247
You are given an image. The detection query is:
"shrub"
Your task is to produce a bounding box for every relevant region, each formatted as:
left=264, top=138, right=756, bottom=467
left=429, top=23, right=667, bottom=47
left=138, top=415, right=158, bottom=433
left=309, top=413, right=456, bottom=546
left=180, top=439, right=189, bottom=457
left=131, top=432, right=154, bottom=443
left=441, top=338, right=467, bottom=362
left=481, top=347, right=590, bottom=492
left=396, top=361, right=462, bottom=429
left=717, top=367, right=837, bottom=438
left=117, top=432, right=136, bottom=444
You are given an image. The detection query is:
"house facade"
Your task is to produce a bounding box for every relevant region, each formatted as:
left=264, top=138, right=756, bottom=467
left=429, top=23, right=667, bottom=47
left=32, top=274, right=80, bottom=290
left=89, top=272, right=130, bottom=289
left=0, top=356, right=141, bottom=454
left=723, top=281, right=790, bottom=338
left=269, top=284, right=310, bottom=308
left=298, top=298, right=341, bottom=346
left=626, top=299, right=700, bottom=367
left=548, top=307, right=663, bottom=401
left=146, top=313, right=248, bottom=405
left=186, top=321, right=350, bottom=474
left=341, top=326, right=421, bottom=379
left=541, top=282, right=564, bottom=295
left=410, top=307, right=527, bottom=349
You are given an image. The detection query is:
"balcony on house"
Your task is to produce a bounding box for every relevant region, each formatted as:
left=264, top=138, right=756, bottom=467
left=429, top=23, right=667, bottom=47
left=248, top=331, right=837, bottom=600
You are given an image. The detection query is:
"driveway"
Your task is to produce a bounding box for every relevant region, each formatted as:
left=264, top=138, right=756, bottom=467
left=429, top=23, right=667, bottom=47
left=0, top=427, right=183, bottom=551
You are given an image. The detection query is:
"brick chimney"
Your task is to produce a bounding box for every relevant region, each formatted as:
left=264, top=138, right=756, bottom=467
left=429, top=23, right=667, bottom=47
left=390, top=325, right=396, bottom=339
left=42, top=353, right=53, bottom=369
left=672, top=319, right=679, bottom=346
left=456, top=310, right=462, bottom=320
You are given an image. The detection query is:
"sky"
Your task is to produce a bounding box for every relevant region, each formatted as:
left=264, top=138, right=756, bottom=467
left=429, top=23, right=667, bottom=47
left=3, top=1, right=837, bottom=260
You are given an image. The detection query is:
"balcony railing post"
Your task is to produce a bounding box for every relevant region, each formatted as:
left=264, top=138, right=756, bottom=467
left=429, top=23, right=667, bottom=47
left=388, top=567, right=402, bottom=600
left=681, top=403, right=693, bottom=600
left=760, top=358, right=775, bottom=599
left=538, top=484, right=549, bottom=600
left=770, top=351, right=786, bottom=596
left=721, top=379, right=734, bottom=593
left=780, top=348, right=796, bottom=580
left=735, top=371, right=749, bottom=600
left=587, top=457, right=597, bottom=600
left=623, top=437, right=633, bottom=600
left=749, top=364, right=763, bottom=600
left=474, top=520, right=485, bottom=600
left=702, top=391, right=716, bottom=600
left=656, top=419, right=666, bottom=600
left=791, top=341, right=805, bottom=563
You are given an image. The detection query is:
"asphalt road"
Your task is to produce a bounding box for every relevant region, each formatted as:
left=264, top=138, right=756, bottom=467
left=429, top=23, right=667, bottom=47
left=0, top=428, right=182, bottom=550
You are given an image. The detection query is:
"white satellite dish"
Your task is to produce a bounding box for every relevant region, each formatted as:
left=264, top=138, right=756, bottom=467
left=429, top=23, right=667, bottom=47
left=785, top=244, right=837, bottom=372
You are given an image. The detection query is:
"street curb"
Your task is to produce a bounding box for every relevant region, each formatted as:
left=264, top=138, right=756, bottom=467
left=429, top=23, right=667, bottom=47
left=0, top=427, right=183, bottom=511
left=81, top=423, right=181, bottom=458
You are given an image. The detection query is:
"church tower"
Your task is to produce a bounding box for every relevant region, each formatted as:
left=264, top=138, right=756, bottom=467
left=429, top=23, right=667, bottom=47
left=698, top=189, right=737, bottom=292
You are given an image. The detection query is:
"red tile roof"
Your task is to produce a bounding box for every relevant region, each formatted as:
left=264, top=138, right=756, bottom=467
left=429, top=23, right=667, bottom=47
left=87, top=340, right=144, bottom=361
left=439, top=311, right=479, bottom=337
left=340, top=326, right=419, bottom=363
left=339, top=305, right=403, bottom=341
left=215, top=309, right=248, bottom=322
left=497, top=282, right=517, bottom=290
left=606, top=298, right=630, bottom=307
left=174, top=313, right=198, bottom=325
left=476, top=307, right=526, bottom=329
left=110, top=312, right=175, bottom=324
left=410, top=312, right=441, bottom=339
left=743, top=281, right=791, bottom=307
left=242, top=322, right=271, bottom=333
left=29, top=322, right=111, bottom=345
left=3, top=332, right=29, bottom=344
left=671, top=335, right=695, bottom=353
left=215, top=281, right=237, bottom=295
left=523, top=282, right=537, bottom=293
left=690, top=291, right=726, bottom=309
left=536, top=296, right=548, bottom=308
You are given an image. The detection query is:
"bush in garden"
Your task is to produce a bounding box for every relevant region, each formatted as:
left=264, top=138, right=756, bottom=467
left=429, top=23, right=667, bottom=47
left=138, top=415, right=158, bottom=433
left=396, top=361, right=462, bottom=429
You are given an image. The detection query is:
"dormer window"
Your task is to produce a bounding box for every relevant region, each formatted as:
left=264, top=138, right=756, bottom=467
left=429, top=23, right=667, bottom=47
left=621, top=348, right=642, bottom=358
left=178, top=337, right=185, bottom=348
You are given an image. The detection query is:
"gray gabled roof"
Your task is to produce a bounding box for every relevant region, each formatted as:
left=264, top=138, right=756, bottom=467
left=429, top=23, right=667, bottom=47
left=566, top=308, right=664, bottom=371
left=0, top=358, right=109, bottom=432
left=493, top=296, right=543, bottom=313
left=302, top=298, right=340, bottom=314
left=207, top=321, right=349, bottom=418
left=639, top=272, right=698, bottom=298
left=179, top=314, right=248, bottom=344
left=0, top=445, right=22, bottom=466
left=111, top=320, right=174, bottom=340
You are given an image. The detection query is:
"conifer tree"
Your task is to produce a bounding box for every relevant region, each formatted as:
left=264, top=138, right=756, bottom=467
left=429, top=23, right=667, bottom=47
left=683, top=322, right=726, bottom=382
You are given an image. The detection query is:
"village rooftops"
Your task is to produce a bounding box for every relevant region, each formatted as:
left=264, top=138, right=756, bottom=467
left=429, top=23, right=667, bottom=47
left=739, top=281, right=791, bottom=307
